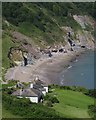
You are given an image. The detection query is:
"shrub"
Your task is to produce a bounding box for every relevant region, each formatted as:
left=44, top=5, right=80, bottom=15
left=85, top=89, right=96, bottom=98
left=44, top=95, right=59, bottom=104
left=49, top=96, right=59, bottom=103
left=88, top=105, right=96, bottom=118
left=44, top=101, right=53, bottom=107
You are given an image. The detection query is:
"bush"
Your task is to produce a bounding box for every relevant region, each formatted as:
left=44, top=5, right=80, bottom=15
left=49, top=96, right=59, bottom=103
left=44, top=94, right=59, bottom=104
left=85, top=89, right=96, bottom=98
left=88, top=105, right=96, bottom=118
left=45, top=101, right=53, bottom=107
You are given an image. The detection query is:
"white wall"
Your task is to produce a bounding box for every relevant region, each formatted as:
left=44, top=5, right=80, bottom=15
left=17, top=96, right=38, bottom=103
left=30, top=83, right=33, bottom=88
left=42, top=91, right=46, bottom=96
left=44, top=86, right=48, bottom=93
left=26, top=97, right=38, bottom=103
left=17, top=96, right=23, bottom=98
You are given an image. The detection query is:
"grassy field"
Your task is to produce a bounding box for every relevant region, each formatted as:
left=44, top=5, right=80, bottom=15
left=2, top=106, right=22, bottom=118
left=49, top=88, right=94, bottom=118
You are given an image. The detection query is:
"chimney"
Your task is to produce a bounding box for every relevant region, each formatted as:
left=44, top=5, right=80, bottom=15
left=20, top=89, right=23, bottom=96
left=35, top=76, right=39, bottom=81
left=30, top=83, right=33, bottom=88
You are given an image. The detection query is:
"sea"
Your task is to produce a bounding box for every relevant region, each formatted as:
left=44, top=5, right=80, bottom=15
left=59, top=50, right=95, bottom=89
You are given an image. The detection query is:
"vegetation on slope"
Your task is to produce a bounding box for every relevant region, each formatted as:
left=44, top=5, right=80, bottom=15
left=2, top=82, right=60, bottom=118
left=2, top=107, right=22, bottom=118
left=3, top=2, right=95, bottom=46
left=2, top=2, right=95, bottom=69
left=2, top=33, right=18, bottom=69
left=2, top=84, right=95, bottom=119
left=48, top=85, right=95, bottom=118
left=2, top=94, right=60, bottom=118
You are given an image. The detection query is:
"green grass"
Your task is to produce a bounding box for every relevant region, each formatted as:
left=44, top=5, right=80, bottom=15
left=1, top=87, right=95, bottom=118
left=0, top=103, right=2, bottom=120
left=18, top=22, right=46, bottom=47
left=18, top=22, right=43, bottom=37
left=49, top=88, right=94, bottom=118
left=2, top=33, right=19, bottom=69
left=18, top=22, right=65, bottom=46
left=0, top=85, right=1, bottom=89
left=2, top=106, right=22, bottom=118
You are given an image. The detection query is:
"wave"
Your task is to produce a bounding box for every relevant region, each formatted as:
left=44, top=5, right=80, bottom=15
left=75, top=59, right=78, bottom=62
left=60, top=79, right=64, bottom=85
left=67, top=65, right=72, bottom=69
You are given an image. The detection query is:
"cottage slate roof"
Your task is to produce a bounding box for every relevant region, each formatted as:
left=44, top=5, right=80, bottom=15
left=12, top=88, right=42, bottom=97
left=33, top=84, right=46, bottom=91
left=12, top=79, right=48, bottom=98
left=23, top=88, right=42, bottom=97
left=12, top=89, right=21, bottom=96
left=16, top=82, right=24, bottom=88
left=35, top=80, right=48, bottom=87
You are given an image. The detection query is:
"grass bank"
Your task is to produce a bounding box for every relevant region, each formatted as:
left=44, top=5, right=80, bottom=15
left=48, top=87, right=94, bottom=118
left=2, top=84, right=95, bottom=119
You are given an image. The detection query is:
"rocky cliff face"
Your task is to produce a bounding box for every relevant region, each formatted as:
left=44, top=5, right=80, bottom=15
left=73, top=15, right=95, bottom=49
left=62, top=15, right=95, bottom=50
left=2, top=3, right=95, bottom=68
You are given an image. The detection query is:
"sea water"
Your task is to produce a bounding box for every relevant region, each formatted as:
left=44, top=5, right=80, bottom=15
left=60, top=50, right=95, bottom=89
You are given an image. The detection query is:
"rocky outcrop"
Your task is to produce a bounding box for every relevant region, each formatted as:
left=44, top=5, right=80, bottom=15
left=11, top=31, right=41, bottom=58
left=60, top=15, right=95, bottom=50
left=73, top=15, right=94, bottom=29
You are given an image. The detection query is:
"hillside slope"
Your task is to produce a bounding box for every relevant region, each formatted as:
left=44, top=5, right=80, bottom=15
left=2, top=2, right=95, bottom=70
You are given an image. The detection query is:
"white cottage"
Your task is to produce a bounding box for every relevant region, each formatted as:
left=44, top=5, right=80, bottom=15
left=12, top=88, right=42, bottom=103
left=29, top=80, right=48, bottom=96
left=12, top=79, right=48, bottom=103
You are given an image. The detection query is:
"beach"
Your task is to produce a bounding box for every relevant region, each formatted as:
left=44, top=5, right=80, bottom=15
left=5, top=48, right=86, bottom=85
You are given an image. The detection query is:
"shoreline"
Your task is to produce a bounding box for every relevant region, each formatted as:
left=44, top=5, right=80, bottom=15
left=37, top=49, right=86, bottom=85
left=5, top=48, right=87, bottom=85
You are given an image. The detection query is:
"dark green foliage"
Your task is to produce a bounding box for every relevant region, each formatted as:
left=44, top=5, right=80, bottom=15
left=92, top=26, right=96, bottom=39
left=3, top=2, right=95, bottom=25
left=93, top=2, right=96, bottom=20
left=2, top=80, right=18, bottom=90
left=2, top=3, right=23, bottom=26
left=88, top=105, right=96, bottom=118
left=2, top=91, right=60, bottom=118
left=85, top=89, right=96, bottom=98
left=74, top=2, right=95, bottom=17
left=50, top=96, right=59, bottom=103
left=45, top=101, right=53, bottom=107
left=52, top=84, right=88, bottom=93
left=2, top=2, right=94, bottom=46
left=44, top=94, right=59, bottom=104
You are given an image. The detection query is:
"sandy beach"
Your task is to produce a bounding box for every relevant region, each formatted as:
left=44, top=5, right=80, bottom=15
left=5, top=48, right=86, bottom=85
